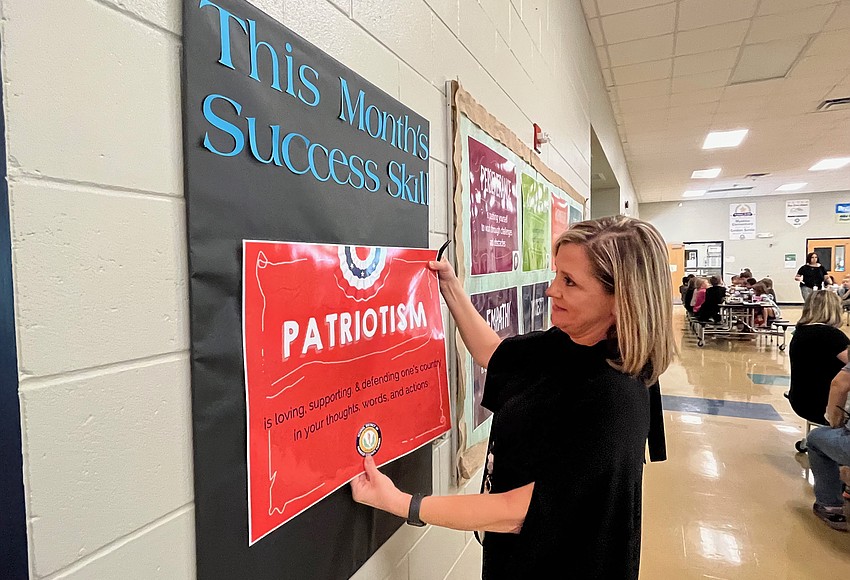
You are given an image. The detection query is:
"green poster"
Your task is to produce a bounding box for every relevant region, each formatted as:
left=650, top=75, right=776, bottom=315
left=521, top=173, right=549, bottom=271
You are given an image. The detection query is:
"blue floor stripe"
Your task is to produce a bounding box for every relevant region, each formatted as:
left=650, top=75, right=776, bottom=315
left=748, top=373, right=790, bottom=386
left=662, top=394, right=783, bottom=421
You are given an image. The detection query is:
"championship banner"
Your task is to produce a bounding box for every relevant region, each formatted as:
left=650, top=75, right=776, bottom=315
left=521, top=174, right=549, bottom=272
left=470, top=287, right=518, bottom=427
left=522, top=282, right=550, bottom=333
left=243, top=241, right=449, bottom=545
left=468, top=136, right=518, bottom=276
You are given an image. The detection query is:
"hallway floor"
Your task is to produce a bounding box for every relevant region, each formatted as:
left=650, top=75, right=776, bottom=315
left=640, top=307, right=850, bottom=578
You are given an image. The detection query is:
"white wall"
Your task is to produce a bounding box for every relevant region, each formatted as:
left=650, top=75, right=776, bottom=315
left=641, top=191, right=850, bottom=305
left=4, top=0, right=629, bottom=578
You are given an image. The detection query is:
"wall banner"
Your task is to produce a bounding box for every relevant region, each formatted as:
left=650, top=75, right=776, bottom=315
left=729, top=203, right=756, bottom=240
left=243, top=242, right=449, bottom=545
left=785, top=199, right=809, bottom=228
left=183, top=0, right=432, bottom=576
left=521, top=282, right=549, bottom=333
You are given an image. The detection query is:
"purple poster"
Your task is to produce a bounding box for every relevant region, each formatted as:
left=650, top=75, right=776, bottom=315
left=522, top=282, right=549, bottom=333
left=470, top=287, right=519, bottom=427
left=468, top=137, right=518, bottom=275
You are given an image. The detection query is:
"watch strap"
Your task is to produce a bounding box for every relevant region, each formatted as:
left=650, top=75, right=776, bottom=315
left=406, top=493, right=427, bottom=527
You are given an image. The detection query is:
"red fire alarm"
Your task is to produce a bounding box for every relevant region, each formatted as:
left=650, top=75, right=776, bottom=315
left=533, top=123, right=549, bottom=153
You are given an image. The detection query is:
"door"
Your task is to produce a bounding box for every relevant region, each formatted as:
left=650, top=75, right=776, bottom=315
left=807, top=237, right=850, bottom=282
left=668, top=244, right=685, bottom=302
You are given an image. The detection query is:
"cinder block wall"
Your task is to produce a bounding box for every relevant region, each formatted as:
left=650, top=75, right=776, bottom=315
left=4, top=1, right=631, bottom=578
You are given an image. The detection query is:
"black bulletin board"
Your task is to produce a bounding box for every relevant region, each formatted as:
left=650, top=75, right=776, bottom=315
left=182, top=1, right=432, bottom=577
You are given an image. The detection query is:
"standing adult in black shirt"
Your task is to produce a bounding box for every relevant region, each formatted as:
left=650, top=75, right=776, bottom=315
left=789, top=290, right=849, bottom=427
left=352, top=216, right=676, bottom=579
left=796, top=252, right=829, bottom=302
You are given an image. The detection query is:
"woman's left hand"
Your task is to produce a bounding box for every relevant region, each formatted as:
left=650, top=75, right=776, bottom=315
left=351, top=455, right=410, bottom=517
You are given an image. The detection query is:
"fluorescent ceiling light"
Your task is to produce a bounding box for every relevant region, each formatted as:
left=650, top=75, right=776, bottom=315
left=683, top=190, right=706, bottom=197
left=702, top=129, right=748, bottom=149
left=775, top=183, right=807, bottom=191
left=691, top=168, right=721, bottom=179
left=809, top=157, right=850, bottom=171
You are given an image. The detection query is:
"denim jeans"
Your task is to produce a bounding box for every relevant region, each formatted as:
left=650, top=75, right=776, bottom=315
left=806, top=425, right=850, bottom=507
left=800, top=285, right=814, bottom=302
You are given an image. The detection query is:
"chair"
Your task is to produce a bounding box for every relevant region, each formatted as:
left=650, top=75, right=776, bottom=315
left=784, top=390, right=815, bottom=452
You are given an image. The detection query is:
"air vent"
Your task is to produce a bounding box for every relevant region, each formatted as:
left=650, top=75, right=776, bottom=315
left=707, top=186, right=754, bottom=194
left=817, top=97, right=850, bottom=111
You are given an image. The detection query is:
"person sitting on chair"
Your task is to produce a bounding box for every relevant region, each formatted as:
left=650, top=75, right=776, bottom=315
left=697, top=276, right=726, bottom=324
left=804, top=362, right=850, bottom=531
left=788, top=291, right=850, bottom=427
left=752, top=283, right=779, bottom=327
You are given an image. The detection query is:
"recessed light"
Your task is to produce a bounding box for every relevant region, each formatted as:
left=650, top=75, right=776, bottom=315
left=683, top=190, right=706, bottom=197
left=702, top=129, right=748, bottom=149
left=809, top=157, right=850, bottom=171
left=691, top=168, right=721, bottom=179
left=775, top=183, right=807, bottom=191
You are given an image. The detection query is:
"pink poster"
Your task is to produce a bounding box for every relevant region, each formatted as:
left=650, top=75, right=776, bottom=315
left=551, top=194, right=570, bottom=270
left=468, top=137, right=518, bottom=275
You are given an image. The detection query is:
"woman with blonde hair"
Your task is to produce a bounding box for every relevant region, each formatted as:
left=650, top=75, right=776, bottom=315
left=789, top=290, right=850, bottom=430
left=352, top=216, right=675, bottom=579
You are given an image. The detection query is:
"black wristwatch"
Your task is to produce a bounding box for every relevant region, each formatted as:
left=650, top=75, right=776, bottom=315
left=406, top=493, right=428, bottom=527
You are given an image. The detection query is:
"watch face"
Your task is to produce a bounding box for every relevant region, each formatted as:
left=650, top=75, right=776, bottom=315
left=356, top=423, right=382, bottom=457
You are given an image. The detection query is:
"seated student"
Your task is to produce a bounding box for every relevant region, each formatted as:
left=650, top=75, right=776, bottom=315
left=788, top=291, right=850, bottom=426
left=751, top=283, right=780, bottom=327
left=805, top=361, right=850, bottom=531
left=746, top=277, right=758, bottom=289
left=679, top=274, right=694, bottom=306
left=838, top=277, right=850, bottom=301
left=683, top=276, right=699, bottom=314
left=697, top=276, right=726, bottom=323
left=824, top=275, right=841, bottom=293
left=691, top=278, right=710, bottom=313
left=758, top=277, right=777, bottom=301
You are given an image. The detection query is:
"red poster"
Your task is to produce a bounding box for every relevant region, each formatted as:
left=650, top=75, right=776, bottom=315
left=243, top=241, right=450, bottom=545
left=551, top=194, right=569, bottom=270
left=468, top=136, right=518, bottom=275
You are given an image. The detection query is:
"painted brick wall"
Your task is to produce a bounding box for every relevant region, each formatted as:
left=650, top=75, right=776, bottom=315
left=3, top=0, right=630, bottom=578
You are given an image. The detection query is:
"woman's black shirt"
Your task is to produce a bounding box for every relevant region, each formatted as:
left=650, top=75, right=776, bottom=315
left=479, top=328, right=655, bottom=579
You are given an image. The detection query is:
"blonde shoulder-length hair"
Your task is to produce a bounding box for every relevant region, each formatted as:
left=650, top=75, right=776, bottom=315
left=798, top=290, right=842, bottom=328
left=554, top=215, right=676, bottom=385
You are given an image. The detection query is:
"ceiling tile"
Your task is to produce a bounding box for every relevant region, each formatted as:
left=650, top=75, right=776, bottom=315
left=669, top=87, right=724, bottom=107
left=758, top=0, right=838, bottom=15
left=722, top=77, right=786, bottom=99
left=607, top=34, right=674, bottom=67
left=675, top=21, right=750, bottom=56
left=825, top=3, right=850, bottom=30
left=789, top=54, right=850, bottom=79
left=601, top=67, right=614, bottom=86
left=600, top=3, right=676, bottom=44
left=678, top=0, right=758, bottom=31
left=671, top=70, right=731, bottom=93
left=617, top=94, right=671, bottom=113
left=674, top=48, right=740, bottom=76
left=746, top=6, right=834, bottom=43
left=805, top=28, right=850, bottom=56
left=588, top=17, right=604, bottom=45
left=616, top=78, right=670, bottom=99
left=730, top=37, right=809, bottom=83
left=596, top=0, right=672, bottom=16
left=612, top=59, right=672, bottom=85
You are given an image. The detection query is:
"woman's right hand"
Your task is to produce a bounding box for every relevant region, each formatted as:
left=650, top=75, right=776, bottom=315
left=428, top=257, right=460, bottom=293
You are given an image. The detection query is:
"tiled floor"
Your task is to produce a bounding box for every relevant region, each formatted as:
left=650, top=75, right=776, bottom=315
left=641, top=307, right=850, bottom=579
